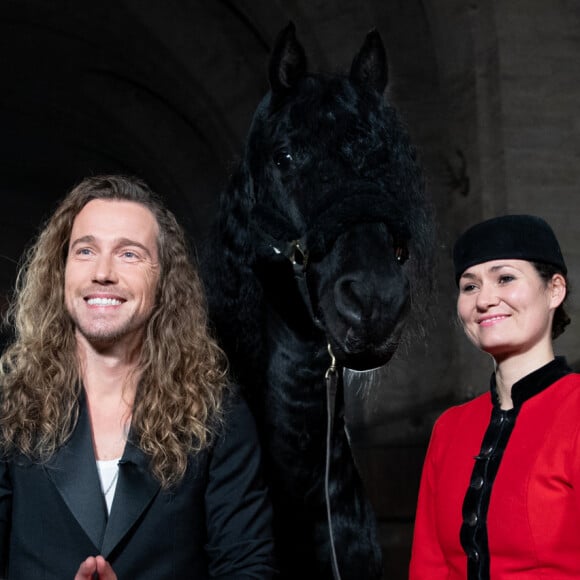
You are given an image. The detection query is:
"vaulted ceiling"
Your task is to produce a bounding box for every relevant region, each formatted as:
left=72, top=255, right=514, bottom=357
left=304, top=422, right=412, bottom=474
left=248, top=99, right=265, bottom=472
left=1, top=0, right=578, bottom=384
left=0, top=0, right=470, bottom=289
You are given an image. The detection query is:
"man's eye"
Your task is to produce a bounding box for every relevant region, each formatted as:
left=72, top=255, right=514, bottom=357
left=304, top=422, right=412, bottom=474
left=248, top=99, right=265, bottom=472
left=123, top=251, right=138, bottom=259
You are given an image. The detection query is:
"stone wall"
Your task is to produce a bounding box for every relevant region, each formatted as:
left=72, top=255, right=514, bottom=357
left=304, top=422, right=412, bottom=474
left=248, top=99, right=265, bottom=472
left=0, top=2, right=578, bottom=578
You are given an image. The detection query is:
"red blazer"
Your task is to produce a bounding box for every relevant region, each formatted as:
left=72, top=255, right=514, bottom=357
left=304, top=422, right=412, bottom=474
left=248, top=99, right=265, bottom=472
left=410, top=373, right=580, bottom=579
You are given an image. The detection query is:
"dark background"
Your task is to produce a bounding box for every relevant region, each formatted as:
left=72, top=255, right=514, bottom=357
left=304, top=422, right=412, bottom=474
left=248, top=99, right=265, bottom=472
left=1, top=1, right=579, bottom=577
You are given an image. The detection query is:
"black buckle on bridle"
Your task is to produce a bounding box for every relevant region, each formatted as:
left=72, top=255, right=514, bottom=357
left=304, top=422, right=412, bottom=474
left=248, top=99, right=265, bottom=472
left=272, top=238, right=309, bottom=271
left=270, top=237, right=322, bottom=330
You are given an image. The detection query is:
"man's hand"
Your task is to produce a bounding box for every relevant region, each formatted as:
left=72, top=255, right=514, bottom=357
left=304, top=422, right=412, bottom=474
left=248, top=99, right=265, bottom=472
left=74, top=555, right=117, bottom=580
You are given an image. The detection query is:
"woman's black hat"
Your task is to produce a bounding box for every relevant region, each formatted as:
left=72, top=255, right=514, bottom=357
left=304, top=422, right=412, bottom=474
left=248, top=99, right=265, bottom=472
left=453, top=214, right=567, bottom=285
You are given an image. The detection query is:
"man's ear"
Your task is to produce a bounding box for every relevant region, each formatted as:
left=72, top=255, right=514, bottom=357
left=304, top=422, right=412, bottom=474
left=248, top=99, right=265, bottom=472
left=549, top=273, right=567, bottom=308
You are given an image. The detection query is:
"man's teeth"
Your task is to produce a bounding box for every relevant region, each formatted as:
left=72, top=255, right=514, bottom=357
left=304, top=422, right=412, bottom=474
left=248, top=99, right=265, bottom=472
left=87, top=297, right=122, bottom=306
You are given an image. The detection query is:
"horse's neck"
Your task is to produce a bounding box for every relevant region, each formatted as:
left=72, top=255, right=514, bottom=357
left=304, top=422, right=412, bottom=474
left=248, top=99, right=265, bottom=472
left=225, top=261, right=328, bottom=382
left=259, top=308, right=350, bottom=491
left=263, top=303, right=329, bottom=378
left=206, top=250, right=332, bottom=401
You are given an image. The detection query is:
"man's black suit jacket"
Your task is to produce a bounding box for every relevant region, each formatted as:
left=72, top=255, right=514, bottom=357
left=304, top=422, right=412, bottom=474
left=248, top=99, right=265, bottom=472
left=0, top=389, right=276, bottom=578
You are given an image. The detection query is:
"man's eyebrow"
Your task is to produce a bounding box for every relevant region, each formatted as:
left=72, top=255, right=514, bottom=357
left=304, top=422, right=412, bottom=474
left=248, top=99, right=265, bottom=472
left=115, top=237, right=152, bottom=257
left=69, top=235, right=95, bottom=248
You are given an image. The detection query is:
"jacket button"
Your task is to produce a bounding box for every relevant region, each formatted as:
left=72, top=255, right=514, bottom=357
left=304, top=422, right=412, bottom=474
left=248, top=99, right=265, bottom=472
left=471, top=475, right=484, bottom=490
left=469, top=549, right=480, bottom=562
left=481, top=445, right=494, bottom=457
left=465, top=512, right=478, bottom=527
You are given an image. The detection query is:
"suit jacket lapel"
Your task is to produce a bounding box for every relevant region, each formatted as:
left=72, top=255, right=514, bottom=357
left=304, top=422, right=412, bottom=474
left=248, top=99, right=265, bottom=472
left=44, top=400, right=107, bottom=551
left=100, top=437, right=160, bottom=558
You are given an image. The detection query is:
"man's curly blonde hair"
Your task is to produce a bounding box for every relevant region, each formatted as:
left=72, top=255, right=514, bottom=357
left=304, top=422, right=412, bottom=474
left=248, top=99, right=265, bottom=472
left=0, top=175, right=229, bottom=487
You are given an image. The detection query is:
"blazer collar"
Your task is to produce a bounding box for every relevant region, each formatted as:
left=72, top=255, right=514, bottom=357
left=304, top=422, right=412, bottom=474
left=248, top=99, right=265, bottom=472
left=43, top=398, right=107, bottom=551
left=100, top=437, right=160, bottom=558
left=44, top=394, right=161, bottom=557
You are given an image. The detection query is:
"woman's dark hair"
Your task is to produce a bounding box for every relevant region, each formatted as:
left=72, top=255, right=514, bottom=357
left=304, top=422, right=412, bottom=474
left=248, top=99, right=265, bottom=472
left=533, top=262, right=571, bottom=339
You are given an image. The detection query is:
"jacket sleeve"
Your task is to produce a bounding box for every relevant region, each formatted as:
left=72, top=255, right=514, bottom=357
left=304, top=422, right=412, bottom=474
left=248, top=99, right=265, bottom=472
left=409, top=418, right=450, bottom=579
left=0, top=459, right=11, bottom=576
left=204, top=389, right=277, bottom=579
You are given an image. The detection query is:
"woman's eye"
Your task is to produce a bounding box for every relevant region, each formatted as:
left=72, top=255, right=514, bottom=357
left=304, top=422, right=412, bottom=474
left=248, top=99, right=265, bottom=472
left=461, top=283, right=477, bottom=293
left=498, top=275, right=515, bottom=284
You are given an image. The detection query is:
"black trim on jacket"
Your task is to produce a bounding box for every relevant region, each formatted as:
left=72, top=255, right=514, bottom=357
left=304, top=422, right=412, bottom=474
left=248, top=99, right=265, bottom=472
left=460, top=356, right=572, bottom=580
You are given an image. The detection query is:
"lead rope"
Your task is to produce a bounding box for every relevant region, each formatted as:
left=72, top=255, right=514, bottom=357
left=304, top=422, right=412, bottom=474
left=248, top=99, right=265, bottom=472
left=325, top=343, right=342, bottom=580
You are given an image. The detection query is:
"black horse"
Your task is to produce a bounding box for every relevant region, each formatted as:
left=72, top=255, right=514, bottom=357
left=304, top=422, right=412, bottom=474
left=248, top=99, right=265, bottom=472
left=202, top=23, right=435, bottom=579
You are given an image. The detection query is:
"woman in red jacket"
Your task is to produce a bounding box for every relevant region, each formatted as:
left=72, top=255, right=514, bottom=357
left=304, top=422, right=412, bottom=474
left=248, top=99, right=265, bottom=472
left=409, top=214, right=580, bottom=579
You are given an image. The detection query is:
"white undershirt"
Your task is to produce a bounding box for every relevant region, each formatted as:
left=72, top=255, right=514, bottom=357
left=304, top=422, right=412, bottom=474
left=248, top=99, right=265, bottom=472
left=96, top=458, right=121, bottom=514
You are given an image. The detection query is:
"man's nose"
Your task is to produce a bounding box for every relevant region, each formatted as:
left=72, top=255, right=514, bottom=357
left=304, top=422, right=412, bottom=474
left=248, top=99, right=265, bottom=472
left=92, top=254, right=118, bottom=284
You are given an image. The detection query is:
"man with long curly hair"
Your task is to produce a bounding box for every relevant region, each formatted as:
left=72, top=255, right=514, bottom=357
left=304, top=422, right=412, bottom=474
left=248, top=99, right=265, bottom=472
left=0, top=175, right=276, bottom=579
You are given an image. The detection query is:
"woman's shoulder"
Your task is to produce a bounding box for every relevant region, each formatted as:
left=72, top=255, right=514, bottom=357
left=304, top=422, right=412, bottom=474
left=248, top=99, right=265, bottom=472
left=538, top=371, right=580, bottom=404
left=560, top=371, right=580, bottom=387
left=440, top=390, right=490, bottom=418
left=432, top=391, right=490, bottom=436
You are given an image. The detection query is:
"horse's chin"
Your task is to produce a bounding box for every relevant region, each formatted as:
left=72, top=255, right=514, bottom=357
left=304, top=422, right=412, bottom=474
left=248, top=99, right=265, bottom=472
left=344, top=363, right=387, bottom=374
left=332, top=346, right=396, bottom=372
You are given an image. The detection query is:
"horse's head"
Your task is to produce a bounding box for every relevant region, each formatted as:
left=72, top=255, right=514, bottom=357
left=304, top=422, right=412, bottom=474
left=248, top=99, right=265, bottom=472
left=221, top=23, right=435, bottom=372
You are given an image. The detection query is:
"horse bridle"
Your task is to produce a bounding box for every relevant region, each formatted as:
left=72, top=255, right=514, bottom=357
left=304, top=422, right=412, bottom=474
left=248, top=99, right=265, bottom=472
left=269, top=236, right=324, bottom=329
left=266, top=235, right=342, bottom=580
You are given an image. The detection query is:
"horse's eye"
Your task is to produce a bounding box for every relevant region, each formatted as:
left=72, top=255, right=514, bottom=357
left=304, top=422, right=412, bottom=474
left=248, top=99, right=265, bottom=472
left=394, top=244, right=409, bottom=265
left=273, top=148, right=294, bottom=172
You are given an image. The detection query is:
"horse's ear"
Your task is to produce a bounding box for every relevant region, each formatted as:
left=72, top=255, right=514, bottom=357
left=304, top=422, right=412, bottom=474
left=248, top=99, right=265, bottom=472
left=350, top=29, right=388, bottom=94
left=268, top=21, right=307, bottom=95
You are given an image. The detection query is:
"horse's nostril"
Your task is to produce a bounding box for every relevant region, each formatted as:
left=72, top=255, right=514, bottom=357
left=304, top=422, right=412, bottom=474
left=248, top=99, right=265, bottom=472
left=334, top=277, right=367, bottom=324
left=334, top=273, right=409, bottom=330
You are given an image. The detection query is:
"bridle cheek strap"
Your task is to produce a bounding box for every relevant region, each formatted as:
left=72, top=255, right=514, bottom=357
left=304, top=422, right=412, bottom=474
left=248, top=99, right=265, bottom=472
left=270, top=238, right=326, bottom=331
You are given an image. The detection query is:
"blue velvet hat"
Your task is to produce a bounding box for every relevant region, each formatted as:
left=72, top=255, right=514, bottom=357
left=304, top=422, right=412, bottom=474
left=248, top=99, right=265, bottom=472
left=453, top=214, right=567, bottom=285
